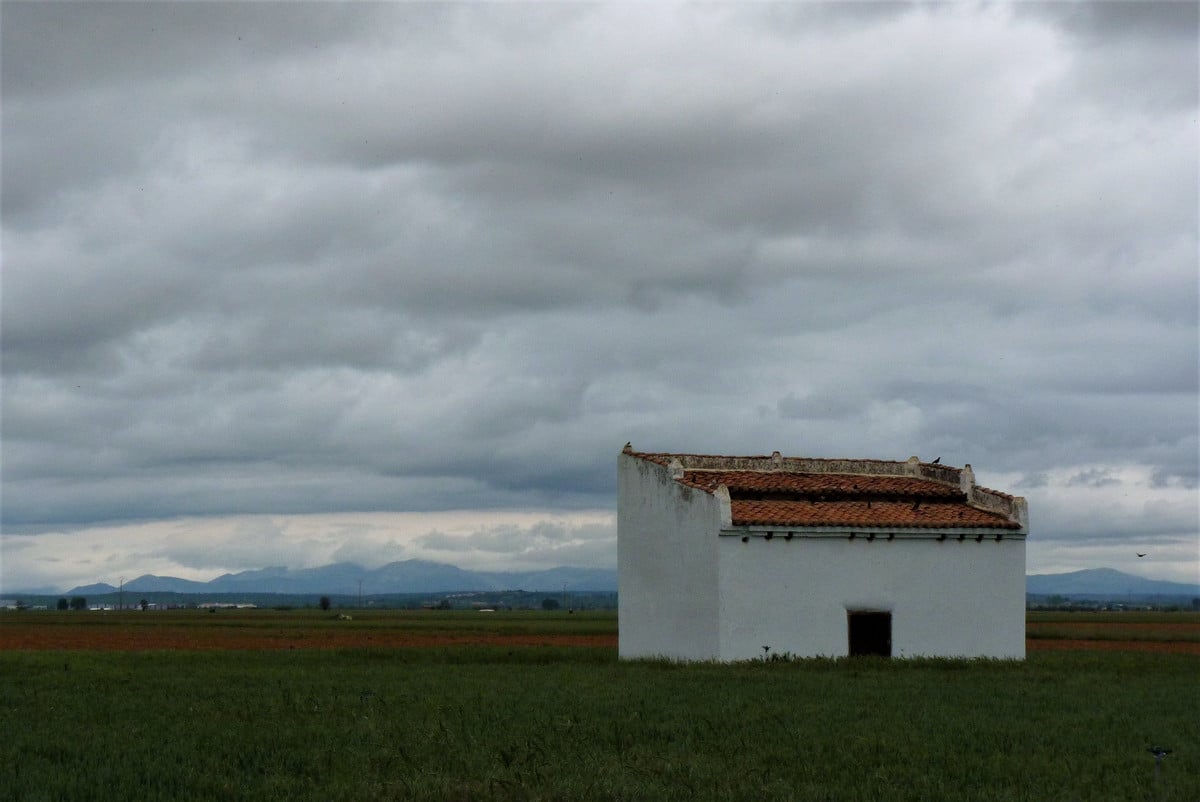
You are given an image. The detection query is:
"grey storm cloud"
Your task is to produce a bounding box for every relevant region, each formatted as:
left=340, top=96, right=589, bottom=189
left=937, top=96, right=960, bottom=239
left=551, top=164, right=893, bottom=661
left=416, top=520, right=616, bottom=570
left=419, top=521, right=609, bottom=554
left=1, top=2, right=1196, bottom=588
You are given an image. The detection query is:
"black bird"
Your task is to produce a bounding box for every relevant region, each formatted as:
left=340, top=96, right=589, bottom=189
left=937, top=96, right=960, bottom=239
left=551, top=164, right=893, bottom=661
left=931, top=457, right=941, bottom=464
left=1137, top=553, right=1147, bottom=558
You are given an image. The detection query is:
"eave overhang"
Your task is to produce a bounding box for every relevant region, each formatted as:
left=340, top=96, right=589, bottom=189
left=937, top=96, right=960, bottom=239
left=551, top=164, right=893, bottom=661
left=720, top=525, right=1027, bottom=542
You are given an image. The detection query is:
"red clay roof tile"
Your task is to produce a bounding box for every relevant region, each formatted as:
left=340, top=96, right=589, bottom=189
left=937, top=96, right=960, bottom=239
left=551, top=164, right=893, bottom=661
left=679, top=471, right=962, bottom=498
left=730, top=499, right=1019, bottom=529
left=625, top=450, right=1023, bottom=530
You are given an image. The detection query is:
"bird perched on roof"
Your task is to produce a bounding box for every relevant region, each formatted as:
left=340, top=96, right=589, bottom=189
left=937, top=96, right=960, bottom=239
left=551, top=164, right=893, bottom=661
left=931, top=457, right=941, bottom=464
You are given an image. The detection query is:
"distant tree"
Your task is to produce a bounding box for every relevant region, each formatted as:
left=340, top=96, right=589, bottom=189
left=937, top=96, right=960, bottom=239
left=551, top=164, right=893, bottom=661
left=69, top=596, right=87, bottom=611
left=319, top=596, right=332, bottom=611
left=541, top=598, right=560, bottom=611
left=139, top=599, right=149, bottom=611
left=57, top=598, right=69, bottom=611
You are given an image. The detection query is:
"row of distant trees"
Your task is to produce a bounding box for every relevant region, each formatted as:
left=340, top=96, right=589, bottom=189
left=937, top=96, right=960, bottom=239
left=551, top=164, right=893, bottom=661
left=25, top=594, right=582, bottom=612
left=1028, top=595, right=1200, bottom=612
left=318, top=595, right=562, bottom=611
left=53, top=597, right=151, bottom=611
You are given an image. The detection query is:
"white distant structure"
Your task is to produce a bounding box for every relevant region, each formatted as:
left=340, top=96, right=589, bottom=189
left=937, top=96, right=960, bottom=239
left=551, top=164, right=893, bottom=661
left=618, top=445, right=1029, bottom=661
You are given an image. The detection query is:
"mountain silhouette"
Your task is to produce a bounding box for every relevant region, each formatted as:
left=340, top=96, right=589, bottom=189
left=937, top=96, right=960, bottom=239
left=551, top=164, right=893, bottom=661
left=67, top=559, right=617, bottom=596
left=1026, top=568, right=1198, bottom=596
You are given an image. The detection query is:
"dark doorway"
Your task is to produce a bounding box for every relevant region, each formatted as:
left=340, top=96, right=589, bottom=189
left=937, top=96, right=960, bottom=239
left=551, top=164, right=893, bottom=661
left=847, top=611, right=892, bottom=657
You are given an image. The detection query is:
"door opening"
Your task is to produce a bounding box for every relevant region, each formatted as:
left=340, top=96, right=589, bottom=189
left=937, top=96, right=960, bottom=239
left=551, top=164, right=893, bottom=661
left=847, top=611, right=892, bottom=657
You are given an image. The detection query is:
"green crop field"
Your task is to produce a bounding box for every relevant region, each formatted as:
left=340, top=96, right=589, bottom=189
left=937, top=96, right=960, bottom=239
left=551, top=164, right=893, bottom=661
left=1, top=612, right=1196, bottom=801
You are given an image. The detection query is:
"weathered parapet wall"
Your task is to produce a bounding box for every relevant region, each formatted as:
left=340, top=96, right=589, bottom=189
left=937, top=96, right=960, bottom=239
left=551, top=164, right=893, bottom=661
left=626, top=446, right=1027, bottom=532
left=638, top=450, right=951, bottom=481
left=905, top=456, right=961, bottom=485
left=970, top=490, right=1028, bottom=530
left=640, top=451, right=916, bottom=475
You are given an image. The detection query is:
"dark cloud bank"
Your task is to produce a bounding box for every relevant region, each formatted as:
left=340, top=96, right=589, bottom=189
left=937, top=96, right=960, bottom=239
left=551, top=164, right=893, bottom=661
left=2, top=2, right=1196, bottom=587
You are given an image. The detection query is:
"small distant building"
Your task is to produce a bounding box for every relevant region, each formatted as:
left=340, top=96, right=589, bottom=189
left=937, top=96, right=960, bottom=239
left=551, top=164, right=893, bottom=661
left=618, top=446, right=1028, bottom=661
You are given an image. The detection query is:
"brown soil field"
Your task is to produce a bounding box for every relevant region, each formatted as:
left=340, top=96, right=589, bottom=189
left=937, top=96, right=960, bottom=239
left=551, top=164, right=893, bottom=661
left=1025, top=639, right=1200, bottom=655
left=5, top=611, right=1197, bottom=653
left=0, top=627, right=617, bottom=651
left=4, top=624, right=1198, bottom=653
left=1029, top=621, right=1200, bottom=631
left=1024, top=618, right=1200, bottom=653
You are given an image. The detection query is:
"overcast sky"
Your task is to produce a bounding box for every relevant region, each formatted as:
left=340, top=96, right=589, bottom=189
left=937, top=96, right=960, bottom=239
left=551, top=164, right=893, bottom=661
left=3, top=1, right=1197, bottom=594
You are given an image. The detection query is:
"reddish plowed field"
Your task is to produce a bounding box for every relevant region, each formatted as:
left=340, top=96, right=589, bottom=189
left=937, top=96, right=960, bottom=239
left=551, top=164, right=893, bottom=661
left=0, top=627, right=617, bottom=651
left=1026, top=639, right=1200, bottom=655
left=1025, top=617, right=1200, bottom=654
left=1032, top=621, right=1199, bottom=631
left=4, top=614, right=1197, bottom=653
left=4, top=630, right=1196, bottom=654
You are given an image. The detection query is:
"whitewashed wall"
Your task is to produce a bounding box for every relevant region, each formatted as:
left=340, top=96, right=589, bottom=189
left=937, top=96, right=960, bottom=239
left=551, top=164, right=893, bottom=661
left=716, top=534, right=1026, bottom=660
left=618, top=452, right=1027, bottom=661
left=618, top=454, right=722, bottom=660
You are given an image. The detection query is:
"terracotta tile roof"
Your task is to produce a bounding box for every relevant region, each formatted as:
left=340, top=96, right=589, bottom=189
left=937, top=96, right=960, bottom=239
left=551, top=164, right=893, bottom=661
left=679, top=471, right=963, bottom=499
left=624, top=448, right=1024, bottom=531
left=730, top=499, right=1020, bottom=530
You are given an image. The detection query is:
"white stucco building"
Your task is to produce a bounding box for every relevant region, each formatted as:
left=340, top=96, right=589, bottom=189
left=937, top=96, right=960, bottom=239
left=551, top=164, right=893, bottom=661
left=618, top=445, right=1028, bottom=661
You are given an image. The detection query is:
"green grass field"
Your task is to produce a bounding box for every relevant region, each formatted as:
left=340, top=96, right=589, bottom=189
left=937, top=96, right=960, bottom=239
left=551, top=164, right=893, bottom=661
left=1, top=612, right=1196, bottom=801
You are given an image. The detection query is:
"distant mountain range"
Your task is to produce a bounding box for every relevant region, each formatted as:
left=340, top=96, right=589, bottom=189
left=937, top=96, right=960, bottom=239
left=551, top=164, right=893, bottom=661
left=66, top=560, right=618, bottom=597
left=1026, top=568, right=1199, bottom=598
left=51, top=564, right=1198, bottom=599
